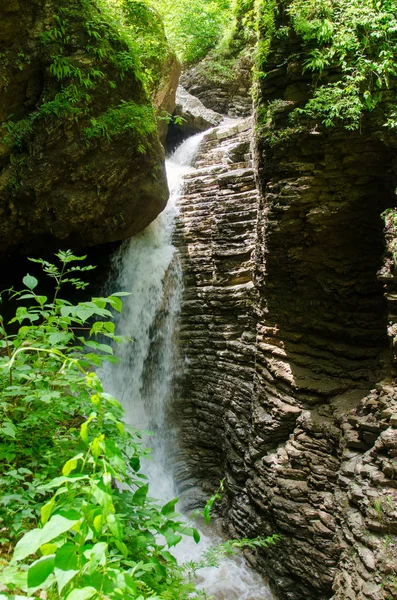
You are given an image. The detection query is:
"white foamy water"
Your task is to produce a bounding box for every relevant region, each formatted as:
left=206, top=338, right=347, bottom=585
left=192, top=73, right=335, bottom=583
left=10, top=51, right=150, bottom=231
left=101, top=131, right=275, bottom=600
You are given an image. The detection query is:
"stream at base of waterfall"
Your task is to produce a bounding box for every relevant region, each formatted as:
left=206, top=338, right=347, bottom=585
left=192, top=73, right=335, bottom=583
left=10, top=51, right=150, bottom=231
left=100, top=127, right=275, bottom=600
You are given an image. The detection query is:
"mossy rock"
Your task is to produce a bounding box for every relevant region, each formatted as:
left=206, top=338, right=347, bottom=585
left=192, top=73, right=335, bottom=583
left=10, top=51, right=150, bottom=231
left=0, top=0, right=176, bottom=251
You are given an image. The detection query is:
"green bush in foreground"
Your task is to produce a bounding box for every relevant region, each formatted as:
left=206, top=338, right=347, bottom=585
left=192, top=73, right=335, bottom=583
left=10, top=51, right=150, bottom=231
left=0, top=251, right=278, bottom=599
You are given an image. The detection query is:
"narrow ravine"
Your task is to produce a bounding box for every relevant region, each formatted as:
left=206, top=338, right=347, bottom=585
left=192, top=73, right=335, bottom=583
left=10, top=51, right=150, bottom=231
left=101, top=127, right=275, bottom=599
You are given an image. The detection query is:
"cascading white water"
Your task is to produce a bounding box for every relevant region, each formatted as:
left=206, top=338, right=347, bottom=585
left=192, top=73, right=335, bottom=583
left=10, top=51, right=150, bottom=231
left=101, top=132, right=275, bottom=600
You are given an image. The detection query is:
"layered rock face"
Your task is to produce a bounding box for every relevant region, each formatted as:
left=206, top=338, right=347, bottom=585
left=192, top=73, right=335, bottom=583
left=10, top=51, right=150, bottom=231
left=0, top=0, right=174, bottom=252
left=173, top=100, right=397, bottom=600
left=180, top=53, right=253, bottom=117
left=167, top=85, right=223, bottom=150
left=173, top=118, right=260, bottom=506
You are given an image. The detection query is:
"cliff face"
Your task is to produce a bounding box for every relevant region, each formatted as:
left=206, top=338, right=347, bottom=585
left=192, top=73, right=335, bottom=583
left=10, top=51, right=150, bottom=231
left=0, top=0, right=176, bottom=252
left=173, top=10, right=397, bottom=599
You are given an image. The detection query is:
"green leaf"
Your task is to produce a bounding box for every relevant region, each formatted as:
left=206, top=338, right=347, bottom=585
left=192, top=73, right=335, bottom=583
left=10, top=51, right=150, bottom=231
left=55, top=542, right=79, bottom=570
left=161, top=498, right=178, bottom=516
left=106, top=513, right=122, bottom=540
left=163, top=528, right=182, bottom=549
left=90, top=321, right=104, bottom=335
left=66, top=586, right=97, bottom=600
left=49, top=331, right=73, bottom=346
left=13, top=512, right=80, bottom=561
left=203, top=505, right=211, bottom=525
left=55, top=543, right=79, bottom=593
left=75, top=306, right=96, bottom=321
left=160, top=550, right=177, bottom=564
left=0, top=420, right=17, bottom=439
left=80, top=421, right=89, bottom=444
left=55, top=566, right=79, bottom=595
left=84, top=341, right=113, bottom=355
left=132, top=484, right=148, bottom=506
left=27, top=554, right=55, bottom=589
left=22, top=274, right=38, bottom=290
left=108, top=292, right=130, bottom=297
left=39, top=475, right=89, bottom=490
left=129, top=457, right=140, bottom=472
left=91, top=481, right=113, bottom=512
left=193, top=528, right=200, bottom=544
left=108, top=296, right=123, bottom=312
left=62, top=458, right=78, bottom=476
left=41, top=496, right=55, bottom=525
left=40, top=543, right=59, bottom=555
left=84, top=542, right=107, bottom=574
left=114, top=540, right=129, bottom=558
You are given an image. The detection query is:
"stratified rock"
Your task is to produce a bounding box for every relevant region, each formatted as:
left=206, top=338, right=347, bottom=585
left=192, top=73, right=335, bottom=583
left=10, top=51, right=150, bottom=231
left=172, top=6, right=397, bottom=597
left=180, top=53, right=253, bottom=117
left=174, top=85, right=223, bottom=131
left=167, top=85, right=223, bottom=149
left=0, top=0, right=173, bottom=252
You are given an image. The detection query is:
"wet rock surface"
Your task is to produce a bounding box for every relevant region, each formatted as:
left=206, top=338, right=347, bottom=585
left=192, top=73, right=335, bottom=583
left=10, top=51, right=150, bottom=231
left=173, top=117, right=259, bottom=508
left=172, top=105, right=397, bottom=599
left=174, top=85, right=223, bottom=131
left=167, top=85, right=223, bottom=150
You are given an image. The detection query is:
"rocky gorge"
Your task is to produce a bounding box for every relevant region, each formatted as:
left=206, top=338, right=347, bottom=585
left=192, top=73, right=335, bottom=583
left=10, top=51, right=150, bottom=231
left=169, top=12, right=397, bottom=600
left=1, top=1, right=397, bottom=599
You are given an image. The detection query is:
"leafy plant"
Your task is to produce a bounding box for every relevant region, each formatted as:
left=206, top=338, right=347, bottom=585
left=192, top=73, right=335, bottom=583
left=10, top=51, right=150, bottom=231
left=1, top=0, right=170, bottom=153
left=0, top=251, right=278, bottom=599
left=287, top=0, right=397, bottom=129
left=84, top=102, right=156, bottom=144
left=151, top=0, right=233, bottom=64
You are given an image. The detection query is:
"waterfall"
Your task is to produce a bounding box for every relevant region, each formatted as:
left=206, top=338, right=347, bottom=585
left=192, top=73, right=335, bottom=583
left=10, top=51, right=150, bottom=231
left=101, top=131, right=275, bottom=600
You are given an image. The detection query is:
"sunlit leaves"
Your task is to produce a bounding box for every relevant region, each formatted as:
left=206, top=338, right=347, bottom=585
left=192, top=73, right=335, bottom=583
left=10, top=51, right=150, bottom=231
left=13, top=512, right=81, bottom=561
left=0, top=250, right=278, bottom=600
left=286, top=0, right=397, bottom=128
left=152, top=0, right=233, bottom=64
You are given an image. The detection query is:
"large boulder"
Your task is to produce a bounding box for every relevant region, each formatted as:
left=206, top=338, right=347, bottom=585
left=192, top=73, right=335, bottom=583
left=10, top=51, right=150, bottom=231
left=180, top=53, right=253, bottom=117
left=0, top=0, right=173, bottom=252
left=167, top=85, right=222, bottom=149
left=154, top=54, right=181, bottom=145
left=174, top=85, right=223, bottom=132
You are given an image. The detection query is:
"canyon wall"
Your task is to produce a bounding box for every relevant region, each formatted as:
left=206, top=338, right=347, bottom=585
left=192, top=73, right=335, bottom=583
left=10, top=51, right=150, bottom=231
left=173, top=11, right=397, bottom=599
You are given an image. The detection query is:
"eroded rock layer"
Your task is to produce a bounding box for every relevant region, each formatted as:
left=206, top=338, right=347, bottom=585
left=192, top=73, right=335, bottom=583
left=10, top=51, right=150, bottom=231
left=173, top=113, right=397, bottom=599
left=173, top=118, right=260, bottom=507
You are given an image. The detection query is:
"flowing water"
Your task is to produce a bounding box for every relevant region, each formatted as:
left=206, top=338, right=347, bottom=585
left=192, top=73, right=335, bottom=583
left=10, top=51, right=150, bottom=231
left=101, top=131, right=275, bottom=600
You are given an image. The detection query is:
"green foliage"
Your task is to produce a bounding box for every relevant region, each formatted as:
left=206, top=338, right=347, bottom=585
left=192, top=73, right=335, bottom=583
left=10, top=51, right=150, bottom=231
left=287, top=0, right=397, bottom=129
left=85, top=102, right=156, bottom=145
left=1, top=0, right=167, bottom=152
left=151, top=0, right=233, bottom=64
left=231, top=0, right=257, bottom=51
left=0, top=251, right=199, bottom=599
left=255, top=0, right=277, bottom=70
left=0, top=252, right=278, bottom=599
left=186, top=534, right=280, bottom=573
left=193, top=56, right=238, bottom=86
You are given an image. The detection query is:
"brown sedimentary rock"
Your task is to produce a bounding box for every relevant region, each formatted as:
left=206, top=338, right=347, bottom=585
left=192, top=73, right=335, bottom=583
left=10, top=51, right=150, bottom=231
left=173, top=87, right=397, bottom=600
